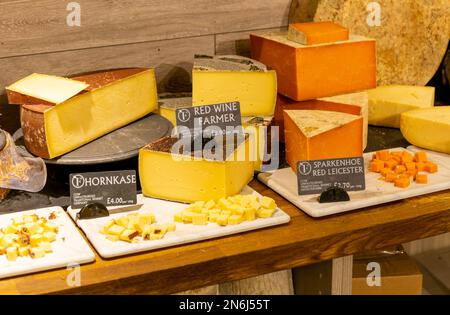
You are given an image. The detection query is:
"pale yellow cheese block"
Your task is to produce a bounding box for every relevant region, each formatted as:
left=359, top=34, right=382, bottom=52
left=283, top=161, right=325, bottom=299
left=43, top=69, right=157, bottom=158
left=368, top=85, right=435, bottom=128
left=158, top=97, right=192, bottom=126
left=139, top=136, right=254, bottom=203
left=192, top=55, right=277, bottom=117
left=400, top=106, right=450, bottom=154
left=6, top=73, right=89, bottom=104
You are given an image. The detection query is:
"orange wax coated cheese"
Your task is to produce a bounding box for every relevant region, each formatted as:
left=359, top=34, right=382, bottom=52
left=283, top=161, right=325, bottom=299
left=287, top=21, right=349, bottom=45
left=416, top=173, right=428, bottom=184
left=395, top=177, right=410, bottom=188
left=424, top=162, right=438, bottom=173
left=414, top=151, right=428, bottom=162
left=284, top=110, right=363, bottom=172
left=370, top=160, right=385, bottom=172
left=250, top=32, right=376, bottom=101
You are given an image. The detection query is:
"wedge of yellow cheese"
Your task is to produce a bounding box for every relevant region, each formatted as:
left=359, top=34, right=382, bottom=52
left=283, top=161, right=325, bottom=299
left=158, top=97, right=192, bottom=126
left=192, top=55, right=277, bottom=117
left=139, top=135, right=254, bottom=203
left=20, top=69, right=158, bottom=159
left=6, top=73, right=89, bottom=105
left=368, top=85, right=435, bottom=128
left=400, top=106, right=450, bottom=154
left=242, top=116, right=274, bottom=171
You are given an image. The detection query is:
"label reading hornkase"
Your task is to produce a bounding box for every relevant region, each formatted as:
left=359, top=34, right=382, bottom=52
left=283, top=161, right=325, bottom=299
left=296, top=157, right=365, bottom=196
left=175, top=101, right=242, bottom=137
left=70, top=170, right=137, bottom=209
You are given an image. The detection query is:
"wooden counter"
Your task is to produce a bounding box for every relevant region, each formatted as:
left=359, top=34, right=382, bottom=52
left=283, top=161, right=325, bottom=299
left=1, top=180, right=449, bottom=294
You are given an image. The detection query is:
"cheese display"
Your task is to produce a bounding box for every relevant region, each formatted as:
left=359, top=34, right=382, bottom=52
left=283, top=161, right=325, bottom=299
left=174, top=194, right=277, bottom=226
left=158, top=97, right=192, bottom=126
left=139, top=135, right=254, bottom=203
left=19, top=68, right=158, bottom=159
left=368, top=86, right=435, bottom=128
left=192, top=55, right=277, bottom=116
left=369, top=149, right=438, bottom=188
left=284, top=110, right=363, bottom=171
left=0, top=212, right=58, bottom=261
left=250, top=30, right=376, bottom=101
left=242, top=116, right=274, bottom=171
left=287, top=21, right=349, bottom=45
left=100, top=212, right=176, bottom=242
left=274, top=92, right=368, bottom=149
left=6, top=73, right=89, bottom=105
left=400, top=107, right=450, bottom=154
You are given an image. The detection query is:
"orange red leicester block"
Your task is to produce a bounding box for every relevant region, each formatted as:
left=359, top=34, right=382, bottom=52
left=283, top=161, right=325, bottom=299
left=287, top=21, right=349, bottom=45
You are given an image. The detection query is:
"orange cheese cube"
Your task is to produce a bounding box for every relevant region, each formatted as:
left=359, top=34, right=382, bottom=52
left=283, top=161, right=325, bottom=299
left=416, top=162, right=426, bottom=171
left=406, top=169, right=418, bottom=179
left=380, top=168, right=393, bottom=177
left=414, top=151, right=428, bottom=163
left=424, top=162, right=438, bottom=173
left=401, top=151, right=414, bottom=163
left=404, top=162, right=416, bottom=171
left=376, top=150, right=390, bottom=161
left=250, top=32, right=376, bottom=101
left=384, top=160, right=398, bottom=169
left=395, top=176, right=410, bottom=188
left=415, top=173, right=428, bottom=184
left=284, top=110, right=363, bottom=172
left=370, top=160, right=385, bottom=172
left=385, top=173, right=398, bottom=183
left=287, top=21, right=349, bottom=45
left=395, top=165, right=406, bottom=174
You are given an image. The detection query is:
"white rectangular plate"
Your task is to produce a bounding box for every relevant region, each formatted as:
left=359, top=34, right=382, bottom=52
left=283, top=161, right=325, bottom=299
left=0, top=207, right=95, bottom=279
left=67, top=186, right=291, bottom=258
left=258, top=148, right=450, bottom=218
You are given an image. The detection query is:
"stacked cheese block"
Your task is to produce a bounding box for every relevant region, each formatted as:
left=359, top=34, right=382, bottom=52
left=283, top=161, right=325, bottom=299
left=6, top=69, right=158, bottom=159
left=251, top=21, right=376, bottom=170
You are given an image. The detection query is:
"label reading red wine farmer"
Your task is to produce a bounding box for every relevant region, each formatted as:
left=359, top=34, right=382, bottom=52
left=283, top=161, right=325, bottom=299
left=296, top=157, right=365, bottom=196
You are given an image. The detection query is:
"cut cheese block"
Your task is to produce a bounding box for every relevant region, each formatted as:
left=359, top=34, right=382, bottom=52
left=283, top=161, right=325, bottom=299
left=274, top=92, right=368, bottom=150
left=242, top=116, right=274, bottom=171
left=139, top=135, right=254, bottom=203
left=6, top=73, right=89, bottom=105
left=287, top=21, right=349, bottom=45
left=368, top=85, right=435, bottom=128
left=250, top=31, right=376, bottom=101
left=284, top=110, right=363, bottom=172
left=20, top=68, right=158, bottom=159
left=400, top=106, right=450, bottom=154
left=158, top=97, right=192, bottom=126
left=0, top=187, right=9, bottom=202
left=192, top=55, right=277, bottom=116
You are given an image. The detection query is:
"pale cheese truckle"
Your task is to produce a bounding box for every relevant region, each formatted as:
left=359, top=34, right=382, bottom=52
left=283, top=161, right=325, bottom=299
left=284, top=110, right=363, bottom=172
left=18, top=68, right=158, bottom=159
left=400, top=106, right=450, bottom=154
left=368, top=85, right=435, bottom=128
left=139, top=135, right=254, bottom=203
left=192, top=55, right=277, bottom=117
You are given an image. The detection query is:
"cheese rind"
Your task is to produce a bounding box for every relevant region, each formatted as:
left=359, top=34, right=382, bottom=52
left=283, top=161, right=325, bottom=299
left=139, top=136, right=254, bottom=203
left=287, top=22, right=349, bottom=45
left=6, top=73, right=89, bottom=105
left=192, top=55, right=277, bottom=116
left=250, top=32, right=376, bottom=101
left=400, top=107, right=450, bottom=154
left=284, top=110, right=363, bottom=171
left=274, top=92, right=368, bottom=149
left=20, top=69, right=158, bottom=159
left=368, top=85, right=435, bottom=128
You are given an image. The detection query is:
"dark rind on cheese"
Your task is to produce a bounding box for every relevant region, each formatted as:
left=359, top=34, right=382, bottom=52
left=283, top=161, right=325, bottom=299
left=193, top=55, right=267, bottom=72
left=0, top=187, right=9, bottom=201
left=19, top=68, right=150, bottom=159
left=159, top=97, right=192, bottom=110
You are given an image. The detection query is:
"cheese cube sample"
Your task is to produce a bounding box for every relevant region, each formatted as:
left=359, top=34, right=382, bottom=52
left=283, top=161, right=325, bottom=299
left=228, top=215, right=244, bottom=225
left=192, top=55, right=277, bottom=116
left=368, top=86, right=435, bottom=128
left=6, top=73, right=89, bottom=105
left=274, top=93, right=368, bottom=149
left=29, top=247, right=45, bottom=259
left=158, top=97, right=192, bottom=126
left=119, top=229, right=139, bottom=242
left=192, top=213, right=208, bottom=225
left=20, top=68, right=158, bottom=159
left=6, top=247, right=18, bottom=261
left=251, top=31, right=376, bottom=101
left=216, top=215, right=229, bottom=226
left=287, top=21, right=349, bottom=45
left=261, top=196, right=276, bottom=210
left=108, top=225, right=125, bottom=236
left=139, top=135, right=254, bottom=203
left=400, top=107, right=450, bottom=154
left=284, top=110, right=363, bottom=172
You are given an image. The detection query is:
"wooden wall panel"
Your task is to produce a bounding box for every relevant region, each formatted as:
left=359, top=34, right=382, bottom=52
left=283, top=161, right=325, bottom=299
left=0, top=0, right=291, bottom=58
left=0, top=35, right=215, bottom=96
left=215, top=27, right=287, bottom=56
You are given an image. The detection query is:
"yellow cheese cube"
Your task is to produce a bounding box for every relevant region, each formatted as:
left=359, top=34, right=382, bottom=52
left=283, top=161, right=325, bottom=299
left=204, top=200, right=216, bottom=209
left=220, top=210, right=232, bottom=216
left=106, top=235, right=119, bottom=242
left=4, top=225, right=19, bottom=234
left=1, top=234, right=18, bottom=247
left=13, top=216, right=24, bottom=225
left=174, top=213, right=183, bottom=223
left=217, top=215, right=229, bottom=226
left=29, top=247, right=45, bottom=259
left=6, top=247, right=18, bottom=261
left=43, top=231, right=56, bottom=243
left=165, top=223, right=176, bottom=232
left=0, top=246, right=6, bottom=255
left=39, top=242, right=53, bottom=253
left=228, top=215, right=244, bottom=225
left=116, top=216, right=129, bottom=228
left=261, top=196, right=277, bottom=210
left=150, top=233, right=164, bottom=240
left=108, top=224, right=125, bottom=236
left=153, top=225, right=168, bottom=235
left=30, top=234, right=43, bottom=247
left=192, top=213, right=208, bottom=225
left=44, top=222, right=58, bottom=233
left=18, top=246, right=30, bottom=257
left=209, top=209, right=221, bottom=215
left=208, top=213, right=219, bottom=223
left=250, top=200, right=261, bottom=210
left=119, top=229, right=139, bottom=242
left=244, top=208, right=256, bottom=221
left=257, top=208, right=275, bottom=218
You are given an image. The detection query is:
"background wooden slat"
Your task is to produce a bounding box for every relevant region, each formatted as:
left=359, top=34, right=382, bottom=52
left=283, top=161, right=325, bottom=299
left=0, top=0, right=291, bottom=58
left=0, top=35, right=214, bottom=96
left=215, top=27, right=287, bottom=56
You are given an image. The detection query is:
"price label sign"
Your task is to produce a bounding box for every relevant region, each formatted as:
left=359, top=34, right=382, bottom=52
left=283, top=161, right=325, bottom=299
left=296, top=157, right=366, bottom=196
left=69, top=170, right=137, bottom=209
